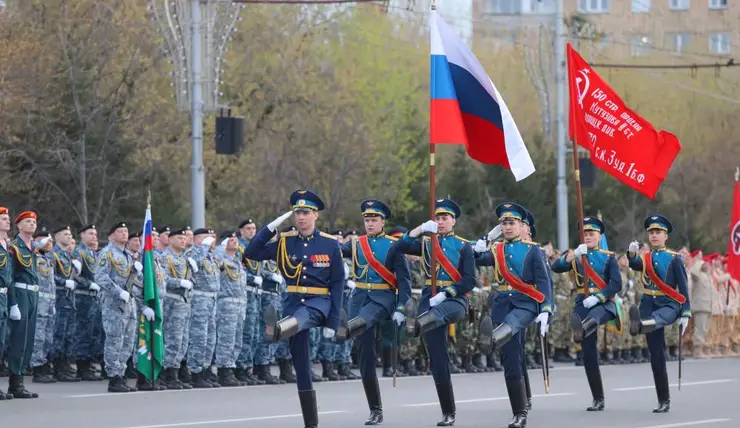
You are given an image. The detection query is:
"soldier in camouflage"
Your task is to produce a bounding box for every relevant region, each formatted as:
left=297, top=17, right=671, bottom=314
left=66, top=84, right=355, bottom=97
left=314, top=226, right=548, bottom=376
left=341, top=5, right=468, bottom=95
left=51, top=225, right=79, bottom=382
left=236, top=219, right=265, bottom=386
left=72, top=225, right=103, bottom=381
left=30, top=231, right=56, bottom=384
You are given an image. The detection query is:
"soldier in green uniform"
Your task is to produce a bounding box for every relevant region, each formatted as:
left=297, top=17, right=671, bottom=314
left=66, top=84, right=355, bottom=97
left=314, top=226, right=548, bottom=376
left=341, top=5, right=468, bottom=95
left=7, top=210, right=40, bottom=398
left=399, top=252, right=426, bottom=375
left=0, top=207, right=14, bottom=400
left=550, top=272, right=575, bottom=362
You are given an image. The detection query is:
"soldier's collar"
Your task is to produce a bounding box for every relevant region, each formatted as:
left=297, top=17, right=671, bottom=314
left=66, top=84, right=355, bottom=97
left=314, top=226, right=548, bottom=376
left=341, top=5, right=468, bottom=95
left=504, top=237, right=521, bottom=243
left=298, top=229, right=317, bottom=241
left=368, top=232, right=385, bottom=238
left=438, top=231, right=455, bottom=238
left=650, top=246, right=667, bottom=252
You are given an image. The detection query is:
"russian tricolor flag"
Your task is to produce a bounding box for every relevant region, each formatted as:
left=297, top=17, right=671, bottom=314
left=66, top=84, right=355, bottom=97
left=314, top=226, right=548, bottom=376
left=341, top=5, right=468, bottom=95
left=430, top=11, right=535, bottom=182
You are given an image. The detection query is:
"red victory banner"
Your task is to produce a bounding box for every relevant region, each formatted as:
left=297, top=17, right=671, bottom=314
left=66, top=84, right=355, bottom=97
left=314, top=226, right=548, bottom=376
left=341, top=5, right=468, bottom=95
left=567, top=44, right=682, bottom=199
left=728, top=168, right=740, bottom=283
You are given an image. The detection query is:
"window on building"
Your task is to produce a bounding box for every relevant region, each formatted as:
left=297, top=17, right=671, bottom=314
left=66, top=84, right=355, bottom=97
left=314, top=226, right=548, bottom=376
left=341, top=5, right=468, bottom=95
left=709, top=32, right=731, bottom=55
left=632, top=0, right=650, bottom=12
left=578, top=0, right=610, bottom=13
left=669, top=0, right=689, bottom=10
left=631, top=34, right=652, bottom=56
left=709, top=0, right=728, bottom=10
left=487, top=0, right=521, bottom=14
left=668, top=33, right=691, bottom=55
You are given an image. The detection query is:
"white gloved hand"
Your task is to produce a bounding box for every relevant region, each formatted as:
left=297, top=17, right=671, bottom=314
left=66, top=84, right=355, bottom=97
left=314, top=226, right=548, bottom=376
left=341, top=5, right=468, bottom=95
left=268, top=211, right=294, bottom=232
left=270, top=272, right=283, bottom=283
left=343, top=263, right=351, bottom=279
left=679, top=317, right=689, bottom=335
left=72, top=259, right=82, bottom=274
left=628, top=241, right=639, bottom=253
left=187, top=257, right=199, bottom=273
left=536, top=312, right=550, bottom=337
left=430, top=292, right=447, bottom=307
left=220, top=238, right=229, bottom=247
left=583, top=295, right=599, bottom=309
left=119, top=290, right=130, bottom=302
left=487, top=225, right=502, bottom=241
left=420, top=220, right=438, bottom=234
left=473, top=239, right=488, bottom=253
left=202, top=237, right=215, bottom=247
left=628, top=279, right=634, bottom=289
left=89, top=282, right=101, bottom=292
left=322, top=327, right=336, bottom=339
left=392, top=311, right=405, bottom=326
left=65, top=279, right=76, bottom=290
left=179, top=279, right=193, bottom=290
left=134, top=261, right=143, bottom=273
left=142, top=307, right=155, bottom=321
left=9, top=304, right=21, bottom=321
left=253, top=276, right=263, bottom=286
left=39, top=236, right=51, bottom=248
left=346, top=280, right=357, bottom=289
left=574, top=244, right=588, bottom=258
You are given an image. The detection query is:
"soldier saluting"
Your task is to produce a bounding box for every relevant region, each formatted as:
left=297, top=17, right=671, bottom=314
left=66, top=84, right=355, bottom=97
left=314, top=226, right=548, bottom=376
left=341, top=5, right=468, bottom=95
left=626, top=214, right=690, bottom=413
left=551, top=216, right=622, bottom=412
left=245, top=189, right=346, bottom=428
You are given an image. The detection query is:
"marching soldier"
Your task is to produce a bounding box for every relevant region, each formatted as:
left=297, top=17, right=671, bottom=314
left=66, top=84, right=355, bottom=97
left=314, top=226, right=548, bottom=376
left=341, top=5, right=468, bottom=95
left=340, top=200, right=412, bottom=425
left=7, top=211, right=41, bottom=399
left=626, top=214, right=690, bottom=413
left=475, top=203, right=552, bottom=428
left=551, top=216, right=622, bottom=411
left=186, top=228, right=220, bottom=388
left=161, top=228, right=195, bottom=390
left=30, top=231, right=56, bottom=384
left=155, top=226, right=170, bottom=259
left=95, top=222, right=141, bottom=393
left=72, top=225, right=103, bottom=381
left=394, top=198, right=476, bottom=427
left=245, top=189, right=347, bottom=428
left=51, top=225, right=79, bottom=382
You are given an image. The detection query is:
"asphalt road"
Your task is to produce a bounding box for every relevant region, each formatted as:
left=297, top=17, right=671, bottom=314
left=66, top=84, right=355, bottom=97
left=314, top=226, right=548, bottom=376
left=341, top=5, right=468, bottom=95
left=1, top=357, right=738, bottom=428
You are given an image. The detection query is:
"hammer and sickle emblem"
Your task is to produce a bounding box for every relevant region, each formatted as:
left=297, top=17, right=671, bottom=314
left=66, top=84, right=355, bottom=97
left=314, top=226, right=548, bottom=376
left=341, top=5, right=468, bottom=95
left=731, top=221, right=740, bottom=256
left=575, top=69, right=591, bottom=109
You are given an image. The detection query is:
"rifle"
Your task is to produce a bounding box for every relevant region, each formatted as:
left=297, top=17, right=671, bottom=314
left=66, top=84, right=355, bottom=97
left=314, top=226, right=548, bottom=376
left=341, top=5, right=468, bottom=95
left=678, top=323, right=683, bottom=391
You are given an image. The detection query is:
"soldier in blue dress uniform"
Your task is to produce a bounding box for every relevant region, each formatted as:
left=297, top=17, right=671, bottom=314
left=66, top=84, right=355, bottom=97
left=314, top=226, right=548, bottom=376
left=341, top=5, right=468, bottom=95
left=551, top=216, right=621, bottom=411
left=339, top=199, right=412, bottom=425
left=626, top=214, right=690, bottom=413
left=393, top=198, right=476, bottom=427
left=244, top=189, right=347, bottom=428
left=475, top=202, right=552, bottom=428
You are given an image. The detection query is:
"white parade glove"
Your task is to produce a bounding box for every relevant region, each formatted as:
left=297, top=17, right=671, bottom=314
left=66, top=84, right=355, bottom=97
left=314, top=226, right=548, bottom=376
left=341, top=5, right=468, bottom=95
left=628, top=279, right=634, bottom=289
left=134, top=261, right=143, bottom=273
left=253, top=276, right=263, bottom=286
left=536, top=312, right=550, bottom=336
left=346, top=280, right=356, bottom=289
left=220, top=238, right=229, bottom=247
left=420, top=220, right=438, bottom=234
left=72, top=260, right=82, bottom=274
left=9, top=304, right=21, bottom=321
left=187, top=257, right=199, bottom=273
left=430, top=292, right=447, bottom=307
left=679, top=317, right=689, bottom=335
left=142, top=307, right=155, bottom=321
left=392, top=311, right=405, bottom=326
left=615, top=295, right=623, bottom=306
left=119, top=290, right=130, bottom=302
left=268, top=211, right=294, bottom=232
left=202, top=237, right=215, bottom=247
left=322, top=327, right=335, bottom=339
left=487, top=225, right=502, bottom=241
left=39, top=236, right=51, bottom=247
left=179, top=279, right=193, bottom=290
left=343, top=263, right=351, bottom=279
left=65, top=279, right=76, bottom=290
left=583, top=295, right=599, bottom=308
left=628, top=241, right=639, bottom=254
left=574, top=244, right=588, bottom=258
left=89, top=282, right=101, bottom=292
left=270, top=272, right=283, bottom=283
left=473, top=239, right=488, bottom=253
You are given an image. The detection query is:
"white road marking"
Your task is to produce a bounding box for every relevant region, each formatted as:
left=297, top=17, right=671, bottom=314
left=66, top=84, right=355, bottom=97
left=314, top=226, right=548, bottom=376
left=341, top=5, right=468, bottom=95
left=632, top=418, right=731, bottom=428
left=116, top=411, right=348, bottom=428
left=403, top=392, right=577, bottom=407
left=612, top=379, right=735, bottom=392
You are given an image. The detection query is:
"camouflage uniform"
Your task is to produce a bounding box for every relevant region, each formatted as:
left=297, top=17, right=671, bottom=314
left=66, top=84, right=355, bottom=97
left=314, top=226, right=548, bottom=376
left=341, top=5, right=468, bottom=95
left=399, top=257, right=424, bottom=374
left=550, top=273, right=575, bottom=362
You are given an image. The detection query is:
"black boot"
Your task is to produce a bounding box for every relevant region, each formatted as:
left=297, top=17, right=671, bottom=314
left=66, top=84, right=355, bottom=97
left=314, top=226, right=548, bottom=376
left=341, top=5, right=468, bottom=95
left=435, top=382, right=456, bottom=426
left=409, top=311, right=438, bottom=338
left=612, top=349, right=625, bottom=364
left=136, top=372, right=156, bottom=391
left=255, top=364, right=281, bottom=385
left=363, top=378, right=383, bottom=425
left=461, top=355, right=477, bottom=373
left=218, top=367, right=241, bottom=387
left=505, top=378, right=527, bottom=428
left=668, top=346, right=678, bottom=361
left=178, top=361, right=192, bottom=387
left=8, top=373, right=39, bottom=398
left=381, top=347, right=393, bottom=377
left=322, top=360, right=340, bottom=381
left=264, top=306, right=299, bottom=342
left=107, top=375, right=129, bottom=393
left=338, top=362, right=359, bottom=380
left=403, top=359, right=420, bottom=376
left=0, top=360, right=8, bottom=377
left=472, top=354, right=488, bottom=372
left=203, top=368, right=221, bottom=388
left=191, top=371, right=213, bottom=388
left=278, top=359, right=297, bottom=383
left=347, top=317, right=368, bottom=340
left=573, top=314, right=599, bottom=344
left=54, top=358, right=80, bottom=382
left=298, top=389, right=319, bottom=428
left=585, top=366, right=605, bottom=411
left=233, top=368, right=250, bottom=386
left=479, top=318, right=513, bottom=355
left=311, top=368, right=324, bottom=382
left=487, top=352, right=503, bottom=371
left=246, top=367, right=265, bottom=385
left=525, top=353, right=538, bottom=370
left=621, top=348, right=634, bottom=364
left=523, top=370, right=532, bottom=410
left=165, top=367, right=183, bottom=390
left=601, top=351, right=613, bottom=365
left=77, top=360, right=102, bottom=381
left=575, top=350, right=584, bottom=366
left=652, top=370, right=671, bottom=413
left=32, top=364, right=55, bottom=383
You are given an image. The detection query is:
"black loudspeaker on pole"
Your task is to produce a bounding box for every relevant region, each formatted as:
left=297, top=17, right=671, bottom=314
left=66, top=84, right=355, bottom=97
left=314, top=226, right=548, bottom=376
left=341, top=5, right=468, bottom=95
left=215, top=108, right=245, bottom=155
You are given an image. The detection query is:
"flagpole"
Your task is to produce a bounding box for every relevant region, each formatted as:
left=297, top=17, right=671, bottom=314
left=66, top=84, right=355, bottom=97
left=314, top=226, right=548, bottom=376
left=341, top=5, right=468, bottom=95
left=571, top=143, right=591, bottom=295
left=429, top=0, right=438, bottom=298
left=147, top=190, right=156, bottom=384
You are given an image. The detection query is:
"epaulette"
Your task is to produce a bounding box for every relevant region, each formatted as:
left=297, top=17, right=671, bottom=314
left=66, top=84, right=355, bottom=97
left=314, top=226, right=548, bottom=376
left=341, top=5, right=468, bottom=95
left=521, top=240, right=537, bottom=246
left=386, top=235, right=399, bottom=241
left=319, top=231, right=338, bottom=240
left=455, top=236, right=470, bottom=243
left=281, top=231, right=298, bottom=238
left=666, top=249, right=678, bottom=256
left=598, top=249, right=615, bottom=256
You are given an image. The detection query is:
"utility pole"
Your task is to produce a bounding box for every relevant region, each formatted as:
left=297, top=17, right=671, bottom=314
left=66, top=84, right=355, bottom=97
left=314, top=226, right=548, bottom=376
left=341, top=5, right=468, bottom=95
left=190, top=0, right=206, bottom=230
left=555, top=0, right=569, bottom=251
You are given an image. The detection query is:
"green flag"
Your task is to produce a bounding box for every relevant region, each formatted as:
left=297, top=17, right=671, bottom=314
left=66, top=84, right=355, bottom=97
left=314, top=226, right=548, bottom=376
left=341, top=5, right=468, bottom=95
left=136, top=201, right=164, bottom=381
